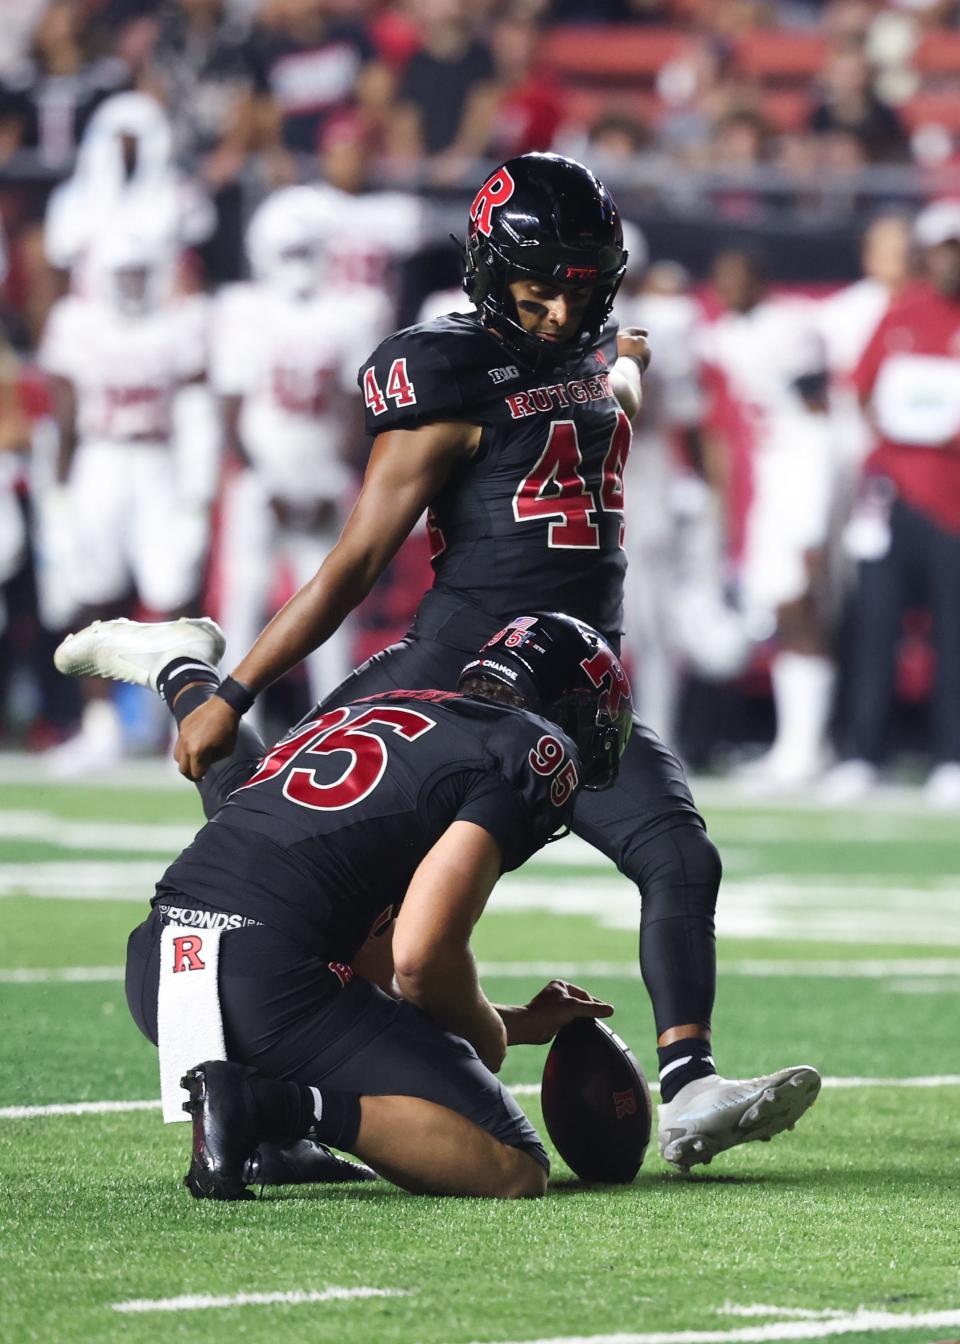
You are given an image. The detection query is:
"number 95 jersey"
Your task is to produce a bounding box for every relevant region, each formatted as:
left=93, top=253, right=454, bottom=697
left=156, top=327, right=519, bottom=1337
left=359, top=313, right=630, bottom=641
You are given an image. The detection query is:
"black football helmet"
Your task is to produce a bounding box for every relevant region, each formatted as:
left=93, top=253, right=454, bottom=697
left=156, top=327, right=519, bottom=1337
left=458, top=612, right=633, bottom=790
left=462, top=152, right=628, bottom=366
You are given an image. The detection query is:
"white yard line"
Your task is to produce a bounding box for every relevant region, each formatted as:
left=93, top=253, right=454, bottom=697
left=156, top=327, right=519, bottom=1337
left=0, top=810, right=193, bottom=853
left=112, top=1286, right=408, bottom=1314
left=472, top=1306, right=960, bottom=1344
left=6, top=1075, right=960, bottom=1120
left=6, top=957, right=960, bottom=987
left=0, top=966, right=125, bottom=983
left=0, top=1099, right=161, bottom=1119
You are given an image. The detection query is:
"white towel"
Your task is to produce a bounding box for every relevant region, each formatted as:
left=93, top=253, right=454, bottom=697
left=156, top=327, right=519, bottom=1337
left=157, top=923, right=226, bottom=1122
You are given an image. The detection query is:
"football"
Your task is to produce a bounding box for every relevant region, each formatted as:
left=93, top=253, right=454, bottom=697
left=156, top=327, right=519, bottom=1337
left=540, top=1018, right=652, bottom=1182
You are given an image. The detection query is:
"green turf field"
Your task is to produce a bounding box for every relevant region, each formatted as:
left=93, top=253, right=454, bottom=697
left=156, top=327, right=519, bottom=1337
left=2, top=762, right=959, bottom=1344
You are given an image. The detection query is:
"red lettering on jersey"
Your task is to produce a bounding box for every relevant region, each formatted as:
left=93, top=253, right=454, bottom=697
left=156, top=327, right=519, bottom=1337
left=386, top=357, right=417, bottom=407
left=597, top=372, right=613, bottom=397
left=531, top=387, right=553, bottom=413
left=529, top=734, right=565, bottom=776
left=328, top=962, right=354, bottom=987
left=506, top=390, right=535, bottom=419
left=548, top=383, right=570, bottom=407
left=172, top=935, right=205, bottom=973
left=363, top=366, right=387, bottom=416
left=567, top=379, right=588, bottom=404
left=470, top=167, right=516, bottom=237
left=585, top=375, right=605, bottom=400
left=613, top=1088, right=638, bottom=1119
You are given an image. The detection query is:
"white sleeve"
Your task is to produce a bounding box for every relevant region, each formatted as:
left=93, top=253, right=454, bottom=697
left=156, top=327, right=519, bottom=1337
left=209, top=286, right=262, bottom=396
left=38, top=299, right=89, bottom=381
left=337, top=288, right=394, bottom=395
left=171, top=296, right=210, bottom=383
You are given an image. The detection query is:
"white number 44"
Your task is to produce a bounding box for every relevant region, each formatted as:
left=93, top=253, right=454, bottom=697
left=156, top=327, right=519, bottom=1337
left=363, top=357, right=417, bottom=416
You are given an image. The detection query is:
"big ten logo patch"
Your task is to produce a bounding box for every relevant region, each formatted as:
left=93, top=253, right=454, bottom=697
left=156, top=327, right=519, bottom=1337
left=172, top=935, right=206, bottom=973
left=613, top=1088, right=637, bottom=1120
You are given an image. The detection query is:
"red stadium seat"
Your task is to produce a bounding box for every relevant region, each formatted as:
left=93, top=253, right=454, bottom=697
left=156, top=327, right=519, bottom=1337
left=735, top=30, right=826, bottom=80
left=540, top=25, right=689, bottom=82
left=901, top=90, right=960, bottom=133
left=761, top=88, right=812, bottom=132
left=914, top=30, right=960, bottom=74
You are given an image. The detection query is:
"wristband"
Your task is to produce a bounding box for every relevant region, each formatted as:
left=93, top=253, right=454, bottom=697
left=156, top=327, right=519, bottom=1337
left=214, top=675, right=256, bottom=716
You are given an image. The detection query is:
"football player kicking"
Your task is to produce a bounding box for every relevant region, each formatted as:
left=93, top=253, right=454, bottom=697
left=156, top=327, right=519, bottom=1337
left=168, top=153, right=821, bottom=1170
left=58, top=611, right=631, bottom=1199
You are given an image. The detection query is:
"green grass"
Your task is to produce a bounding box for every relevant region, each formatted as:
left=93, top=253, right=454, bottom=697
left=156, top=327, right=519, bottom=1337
left=2, top=772, right=960, bottom=1344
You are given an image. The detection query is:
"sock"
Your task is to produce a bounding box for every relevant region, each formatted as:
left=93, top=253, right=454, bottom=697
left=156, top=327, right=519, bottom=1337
left=247, top=1076, right=317, bottom=1145
left=156, top=657, right=219, bottom=720
left=657, top=1038, right=716, bottom=1104
left=770, top=652, right=835, bottom=770
left=305, top=1085, right=363, bottom=1151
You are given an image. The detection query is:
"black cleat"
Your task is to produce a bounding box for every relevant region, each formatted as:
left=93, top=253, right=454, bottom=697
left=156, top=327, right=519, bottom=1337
left=180, top=1061, right=260, bottom=1201
left=243, top=1138, right=377, bottom=1187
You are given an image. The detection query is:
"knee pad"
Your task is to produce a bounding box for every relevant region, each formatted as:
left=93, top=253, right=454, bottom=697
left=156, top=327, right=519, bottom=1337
left=627, top=824, right=722, bottom=929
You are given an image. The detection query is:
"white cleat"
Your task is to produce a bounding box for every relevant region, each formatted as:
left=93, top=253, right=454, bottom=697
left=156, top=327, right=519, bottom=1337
left=54, top=617, right=225, bottom=693
left=658, top=1065, right=821, bottom=1171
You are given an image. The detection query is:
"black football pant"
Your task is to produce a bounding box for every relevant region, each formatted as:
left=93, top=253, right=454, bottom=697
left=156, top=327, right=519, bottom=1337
left=281, top=590, right=722, bottom=1037
left=841, top=496, right=960, bottom=765
left=126, top=905, right=547, bottom=1168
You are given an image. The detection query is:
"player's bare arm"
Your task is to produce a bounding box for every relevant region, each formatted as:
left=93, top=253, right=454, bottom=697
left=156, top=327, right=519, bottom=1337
left=392, top=820, right=508, bottom=1072
left=48, top=373, right=78, bottom=482
left=174, top=417, right=481, bottom=779
left=393, top=821, right=615, bottom=1068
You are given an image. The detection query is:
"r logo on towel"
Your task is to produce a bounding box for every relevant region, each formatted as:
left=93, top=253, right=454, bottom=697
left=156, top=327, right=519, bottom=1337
left=172, top=935, right=206, bottom=973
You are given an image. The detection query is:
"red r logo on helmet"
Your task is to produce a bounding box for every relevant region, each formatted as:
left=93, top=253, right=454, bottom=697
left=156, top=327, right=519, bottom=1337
left=581, top=648, right=631, bottom=717
left=470, top=168, right=516, bottom=237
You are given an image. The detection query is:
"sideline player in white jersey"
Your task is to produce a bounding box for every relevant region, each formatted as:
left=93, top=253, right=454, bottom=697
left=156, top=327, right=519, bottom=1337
left=616, top=239, right=750, bottom=745
left=38, top=228, right=217, bottom=772
left=211, top=186, right=391, bottom=710
left=700, top=251, right=838, bottom=788
left=814, top=213, right=913, bottom=473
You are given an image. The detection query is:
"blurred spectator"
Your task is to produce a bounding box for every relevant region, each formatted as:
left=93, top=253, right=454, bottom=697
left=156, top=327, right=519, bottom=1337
left=823, top=200, right=960, bottom=806
left=386, top=0, right=499, bottom=186
left=146, top=0, right=261, bottom=282
left=0, top=0, right=132, bottom=170
left=809, top=44, right=909, bottom=162
left=0, top=0, right=48, bottom=83
left=248, top=0, right=392, bottom=183
left=487, top=13, right=564, bottom=159
left=701, top=250, right=838, bottom=787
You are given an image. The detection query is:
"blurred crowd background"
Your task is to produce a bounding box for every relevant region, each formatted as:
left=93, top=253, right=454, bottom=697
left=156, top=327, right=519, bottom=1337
left=2, top=0, right=960, bottom=805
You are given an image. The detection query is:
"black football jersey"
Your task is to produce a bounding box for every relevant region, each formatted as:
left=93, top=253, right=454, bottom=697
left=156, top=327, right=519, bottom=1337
left=154, top=690, right=580, bottom=960
left=359, top=314, right=630, bottom=639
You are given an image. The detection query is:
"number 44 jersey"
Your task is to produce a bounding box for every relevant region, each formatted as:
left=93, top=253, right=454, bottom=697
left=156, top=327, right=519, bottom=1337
left=359, top=313, right=630, bottom=641
left=154, top=691, right=580, bottom=967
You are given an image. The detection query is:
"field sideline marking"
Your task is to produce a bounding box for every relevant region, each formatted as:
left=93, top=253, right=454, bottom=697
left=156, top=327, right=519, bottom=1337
left=5, top=957, right=960, bottom=986
left=112, top=1286, right=408, bottom=1314
left=6, top=1074, right=960, bottom=1120
left=473, top=1305, right=960, bottom=1344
